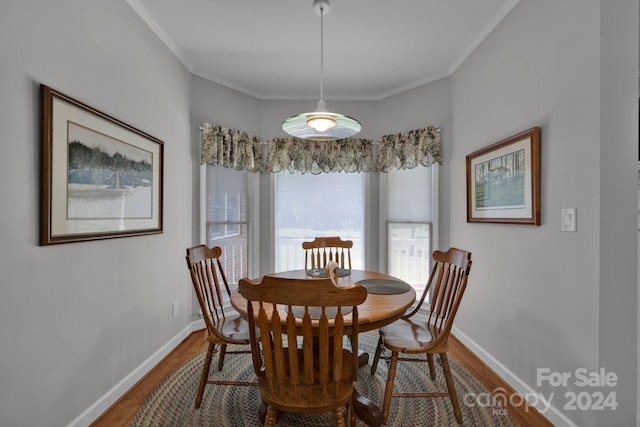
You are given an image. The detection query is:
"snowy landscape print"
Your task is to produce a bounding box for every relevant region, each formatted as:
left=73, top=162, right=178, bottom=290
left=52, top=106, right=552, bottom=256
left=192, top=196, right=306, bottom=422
left=67, top=122, right=153, bottom=220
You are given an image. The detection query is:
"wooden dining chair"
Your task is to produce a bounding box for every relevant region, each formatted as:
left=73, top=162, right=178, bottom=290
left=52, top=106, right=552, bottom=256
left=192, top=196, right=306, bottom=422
left=302, top=236, right=353, bottom=271
left=370, top=247, right=472, bottom=424
left=185, top=244, right=255, bottom=409
left=238, top=270, right=367, bottom=426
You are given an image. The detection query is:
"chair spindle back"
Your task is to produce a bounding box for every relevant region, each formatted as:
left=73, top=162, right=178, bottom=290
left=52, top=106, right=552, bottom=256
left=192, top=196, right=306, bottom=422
left=427, top=248, right=472, bottom=336
left=302, top=236, right=353, bottom=271
left=407, top=248, right=472, bottom=342
left=239, top=275, right=367, bottom=413
left=186, top=245, right=232, bottom=338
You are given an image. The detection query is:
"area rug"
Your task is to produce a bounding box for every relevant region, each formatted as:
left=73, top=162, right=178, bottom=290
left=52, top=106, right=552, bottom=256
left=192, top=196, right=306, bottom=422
left=132, top=332, right=515, bottom=426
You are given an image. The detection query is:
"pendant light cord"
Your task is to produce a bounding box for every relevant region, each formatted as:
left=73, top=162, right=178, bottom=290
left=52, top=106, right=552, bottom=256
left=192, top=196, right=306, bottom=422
left=319, top=3, right=325, bottom=104
left=281, top=0, right=361, bottom=139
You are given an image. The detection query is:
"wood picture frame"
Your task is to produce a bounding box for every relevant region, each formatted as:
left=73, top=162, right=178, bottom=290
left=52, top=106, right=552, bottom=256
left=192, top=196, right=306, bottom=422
left=466, top=127, right=540, bottom=225
left=40, top=85, right=164, bottom=245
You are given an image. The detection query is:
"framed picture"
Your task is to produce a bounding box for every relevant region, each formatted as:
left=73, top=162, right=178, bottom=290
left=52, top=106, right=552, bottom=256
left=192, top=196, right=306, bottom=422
left=40, top=85, right=163, bottom=245
left=466, top=127, right=540, bottom=225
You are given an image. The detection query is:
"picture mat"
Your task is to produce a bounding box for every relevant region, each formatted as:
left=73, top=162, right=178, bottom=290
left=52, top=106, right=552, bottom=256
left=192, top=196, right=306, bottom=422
left=49, top=95, right=161, bottom=237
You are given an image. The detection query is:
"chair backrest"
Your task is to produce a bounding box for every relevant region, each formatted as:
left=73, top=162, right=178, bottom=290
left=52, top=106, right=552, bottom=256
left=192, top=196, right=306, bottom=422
left=238, top=273, right=367, bottom=411
left=302, top=236, right=353, bottom=271
left=185, top=245, right=233, bottom=340
left=410, top=247, right=472, bottom=345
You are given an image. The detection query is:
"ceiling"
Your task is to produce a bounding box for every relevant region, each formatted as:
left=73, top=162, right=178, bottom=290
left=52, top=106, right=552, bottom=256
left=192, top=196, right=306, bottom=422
left=128, top=0, right=519, bottom=101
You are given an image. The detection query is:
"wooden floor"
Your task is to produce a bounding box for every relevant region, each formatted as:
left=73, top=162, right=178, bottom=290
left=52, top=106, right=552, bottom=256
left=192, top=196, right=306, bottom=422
left=91, top=329, right=553, bottom=427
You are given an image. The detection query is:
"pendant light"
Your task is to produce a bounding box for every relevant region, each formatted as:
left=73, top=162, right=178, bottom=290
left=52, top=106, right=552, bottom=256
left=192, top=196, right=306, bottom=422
left=282, top=0, right=361, bottom=141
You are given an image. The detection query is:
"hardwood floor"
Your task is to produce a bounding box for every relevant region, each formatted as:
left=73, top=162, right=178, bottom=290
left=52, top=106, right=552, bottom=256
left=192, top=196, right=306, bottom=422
left=91, top=329, right=553, bottom=427
left=447, top=335, right=553, bottom=427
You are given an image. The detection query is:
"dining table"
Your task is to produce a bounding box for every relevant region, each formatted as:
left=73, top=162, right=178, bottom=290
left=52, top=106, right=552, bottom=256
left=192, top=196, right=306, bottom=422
left=230, top=268, right=416, bottom=427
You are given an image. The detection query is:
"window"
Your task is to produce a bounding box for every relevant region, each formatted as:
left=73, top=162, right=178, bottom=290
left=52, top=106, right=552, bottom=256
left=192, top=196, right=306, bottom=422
left=205, top=165, right=248, bottom=287
left=388, top=222, right=431, bottom=290
left=274, top=172, right=365, bottom=271
left=211, top=193, right=241, bottom=239
left=385, top=166, right=436, bottom=293
left=203, top=163, right=437, bottom=288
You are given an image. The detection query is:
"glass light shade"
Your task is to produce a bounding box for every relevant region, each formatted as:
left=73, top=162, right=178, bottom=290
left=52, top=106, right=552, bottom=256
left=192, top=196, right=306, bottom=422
left=282, top=109, right=361, bottom=141
left=281, top=0, right=361, bottom=141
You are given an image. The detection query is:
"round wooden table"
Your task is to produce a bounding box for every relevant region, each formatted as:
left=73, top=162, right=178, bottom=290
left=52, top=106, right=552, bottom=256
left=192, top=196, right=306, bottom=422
left=230, top=269, right=416, bottom=427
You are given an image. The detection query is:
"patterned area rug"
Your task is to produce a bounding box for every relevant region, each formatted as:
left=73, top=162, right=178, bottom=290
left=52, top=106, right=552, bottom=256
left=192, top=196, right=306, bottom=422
left=132, top=332, right=515, bottom=426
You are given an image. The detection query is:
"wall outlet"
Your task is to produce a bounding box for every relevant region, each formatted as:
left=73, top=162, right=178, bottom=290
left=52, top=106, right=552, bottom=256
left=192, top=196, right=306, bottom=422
left=172, top=301, right=179, bottom=317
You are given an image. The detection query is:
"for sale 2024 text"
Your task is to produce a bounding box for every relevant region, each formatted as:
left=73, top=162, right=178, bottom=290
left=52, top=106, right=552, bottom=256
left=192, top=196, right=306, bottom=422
left=537, top=368, right=618, bottom=411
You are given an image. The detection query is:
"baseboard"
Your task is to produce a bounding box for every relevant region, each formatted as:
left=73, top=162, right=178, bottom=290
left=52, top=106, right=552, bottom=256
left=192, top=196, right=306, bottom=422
left=67, top=319, right=205, bottom=427
left=452, top=325, right=578, bottom=427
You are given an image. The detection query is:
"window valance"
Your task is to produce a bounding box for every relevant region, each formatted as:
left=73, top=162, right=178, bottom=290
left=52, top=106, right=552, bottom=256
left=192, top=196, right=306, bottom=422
left=266, top=137, right=374, bottom=174
left=200, top=123, right=441, bottom=174
left=375, top=126, right=442, bottom=172
left=200, top=123, right=263, bottom=172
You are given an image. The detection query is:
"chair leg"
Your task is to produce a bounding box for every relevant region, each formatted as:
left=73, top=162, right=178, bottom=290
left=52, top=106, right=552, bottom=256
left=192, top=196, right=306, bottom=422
left=264, top=405, right=278, bottom=427
left=382, top=351, right=399, bottom=424
left=258, top=399, right=267, bottom=423
left=427, top=353, right=436, bottom=380
left=334, top=406, right=345, bottom=427
left=217, top=343, right=227, bottom=371
left=440, top=353, right=463, bottom=424
left=347, top=398, right=356, bottom=427
left=195, top=343, right=215, bottom=409
left=370, top=335, right=383, bottom=375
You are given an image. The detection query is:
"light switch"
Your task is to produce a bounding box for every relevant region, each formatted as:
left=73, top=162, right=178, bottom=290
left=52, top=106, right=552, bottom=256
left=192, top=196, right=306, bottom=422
left=561, top=208, right=576, bottom=232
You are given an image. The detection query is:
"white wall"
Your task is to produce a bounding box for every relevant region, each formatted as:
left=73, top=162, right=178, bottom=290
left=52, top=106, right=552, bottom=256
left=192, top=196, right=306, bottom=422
left=450, top=0, right=637, bottom=426
left=598, top=2, right=639, bottom=425
left=0, top=1, right=193, bottom=426
left=191, top=75, right=262, bottom=135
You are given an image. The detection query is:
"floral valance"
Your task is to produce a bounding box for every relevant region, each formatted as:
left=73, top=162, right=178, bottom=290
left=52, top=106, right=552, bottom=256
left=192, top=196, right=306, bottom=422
left=200, top=123, right=263, bottom=172
left=376, top=126, right=442, bottom=172
left=200, top=123, right=441, bottom=174
left=266, top=137, right=374, bottom=174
